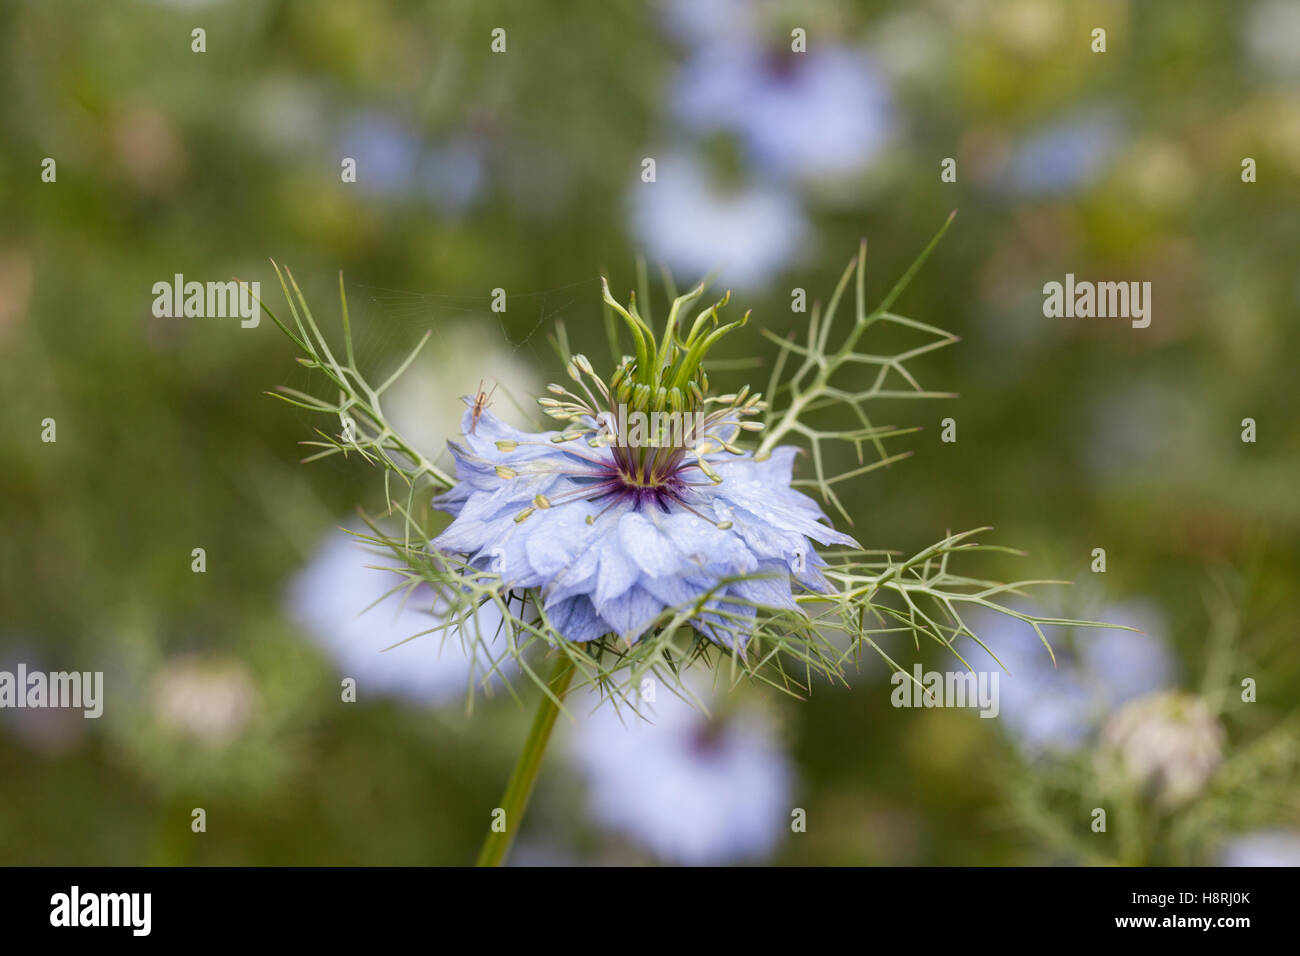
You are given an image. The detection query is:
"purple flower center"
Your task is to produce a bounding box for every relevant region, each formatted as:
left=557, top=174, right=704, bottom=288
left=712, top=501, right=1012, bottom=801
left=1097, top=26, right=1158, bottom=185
left=555, top=436, right=703, bottom=517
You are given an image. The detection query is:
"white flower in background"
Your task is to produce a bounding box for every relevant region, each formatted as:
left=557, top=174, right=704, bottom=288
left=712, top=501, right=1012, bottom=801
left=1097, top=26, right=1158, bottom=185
left=386, top=323, right=543, bottom=466
left=969, top=600, right=1175, bottom=756
left=1218, top=830, right=1300, bottom=867
left=630, top=152, right=808, bottom=292
left=152, top=657, right=255, bottom=745
left=1001, top=106, right=1126, bottom=197
left=286, top=526, right=507, bottom=707
left=1098, top=691, right=1225, bottom=806
left=869, top=9, right=948, bottom=84
left=674, top=46, right=893, bottom=183
left=248, top=78, right=327, bottom=153
left=1244, top=0, right=1300, bottom=79
left=567, top=682, right=794, bottom=864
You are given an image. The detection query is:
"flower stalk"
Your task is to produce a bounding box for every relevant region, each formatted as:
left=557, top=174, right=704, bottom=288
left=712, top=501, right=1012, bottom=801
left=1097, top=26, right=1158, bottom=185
left=475, top=654, right=575, bottom=867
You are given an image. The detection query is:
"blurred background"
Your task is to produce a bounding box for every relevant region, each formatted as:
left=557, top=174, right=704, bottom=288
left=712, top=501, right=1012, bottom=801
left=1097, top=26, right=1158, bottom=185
left=1, top=0, right=1298, bottom=865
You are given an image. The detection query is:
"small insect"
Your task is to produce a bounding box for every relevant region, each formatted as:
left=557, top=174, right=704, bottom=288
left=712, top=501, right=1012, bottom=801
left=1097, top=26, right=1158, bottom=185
left=469, top=380, right=498, bottom=434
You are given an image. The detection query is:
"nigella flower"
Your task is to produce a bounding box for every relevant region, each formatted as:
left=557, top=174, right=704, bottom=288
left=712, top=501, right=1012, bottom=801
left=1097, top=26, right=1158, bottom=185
left=431, top=281, right=855, bottom=648
left=261, top=219, right=1136, bottom=865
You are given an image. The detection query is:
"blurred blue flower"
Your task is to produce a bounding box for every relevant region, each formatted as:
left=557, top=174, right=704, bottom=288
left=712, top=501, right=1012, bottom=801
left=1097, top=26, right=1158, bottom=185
left=659, top=0, right=757, bottom=48
left=340, top=113, right=419, bottom=198
left=566, top=680, right=794, bottom=864
left=969, top=600, right=1175, bottom=757
left=1002, top=107, right=1125, bottom=197
left=674, top=46, right=893, bottom=182
left=1076, top=603, right=1175, bottom=707
left=432, top=405, right=855, bottom=646
left=339, top=111, right=485, bottom=215
left=629, top=152, right=808, bottom=291
left=663, top=0, right=893, bottom=185
left=418, top=141, right=487, bottom=218
left=0, top=643, right=89, bottom=755
left=1218, top=830, right=1300, bottom=866
left=286, top=525, right=503, bottom=706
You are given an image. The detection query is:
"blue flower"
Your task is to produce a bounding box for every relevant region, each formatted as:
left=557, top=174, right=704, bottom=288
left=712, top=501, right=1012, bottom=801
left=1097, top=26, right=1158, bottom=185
left=565, top=675, right=794, bottom=865
left=674, top=46, right=893, bottom=183
left=1217, top=830, right=1300, bottom=867
left=288, top=524, right=511, bottom=706
left=1001, top=106, right=1125, bottom=198
left=966, top=599, right=1175, bottom=757
left=431, top=404, right=855, bottom=648
left=629, top=151, right=809, bottom=293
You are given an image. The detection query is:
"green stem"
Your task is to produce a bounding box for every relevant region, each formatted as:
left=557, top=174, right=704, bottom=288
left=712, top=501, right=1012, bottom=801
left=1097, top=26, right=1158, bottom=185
left=475, top=655, right=575, bottom=867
